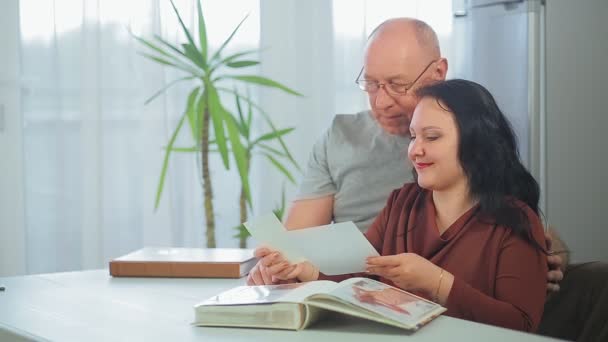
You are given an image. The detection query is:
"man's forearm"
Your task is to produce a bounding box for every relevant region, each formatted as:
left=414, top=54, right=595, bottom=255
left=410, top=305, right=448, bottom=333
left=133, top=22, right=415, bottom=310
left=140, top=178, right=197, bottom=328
left=283, top=195, right=334, bottom=230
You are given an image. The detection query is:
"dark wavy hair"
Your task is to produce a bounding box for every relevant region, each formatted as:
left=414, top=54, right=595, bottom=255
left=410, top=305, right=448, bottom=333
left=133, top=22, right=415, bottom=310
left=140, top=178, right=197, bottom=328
left=415, top=79, right=545, bottom=251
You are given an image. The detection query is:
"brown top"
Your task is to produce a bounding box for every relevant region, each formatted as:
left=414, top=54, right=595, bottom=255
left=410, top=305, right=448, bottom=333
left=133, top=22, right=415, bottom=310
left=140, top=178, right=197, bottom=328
left=321, top=183, right=548, bottom=332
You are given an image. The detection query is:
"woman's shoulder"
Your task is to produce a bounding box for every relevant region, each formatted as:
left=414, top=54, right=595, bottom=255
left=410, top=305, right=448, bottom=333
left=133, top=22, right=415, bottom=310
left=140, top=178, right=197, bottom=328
left=498, top=198, right=546, bottom=247
left=511, top=198, right=543, bottom=227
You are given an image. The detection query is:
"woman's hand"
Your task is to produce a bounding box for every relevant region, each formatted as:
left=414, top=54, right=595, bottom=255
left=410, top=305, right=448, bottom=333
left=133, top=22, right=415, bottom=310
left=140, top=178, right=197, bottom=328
left=365, top=253, right=445, bottom=296
left=246, top=247, right=319, bottom=285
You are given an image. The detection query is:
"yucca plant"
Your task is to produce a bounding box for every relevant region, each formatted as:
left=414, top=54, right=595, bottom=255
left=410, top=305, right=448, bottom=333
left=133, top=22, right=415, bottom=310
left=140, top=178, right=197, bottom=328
left=235, top=183, right=288, bottom=248
left=133, top=0, right=301, bottom=247
left=230, top=91, right=298, bottom=247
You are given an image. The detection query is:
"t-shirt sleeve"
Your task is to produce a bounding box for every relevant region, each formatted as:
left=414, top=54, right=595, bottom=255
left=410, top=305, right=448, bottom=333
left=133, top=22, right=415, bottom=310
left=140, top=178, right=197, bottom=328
left=445, top=206, right=548, bottom=332
left=295, top=120, right=337, bottom=200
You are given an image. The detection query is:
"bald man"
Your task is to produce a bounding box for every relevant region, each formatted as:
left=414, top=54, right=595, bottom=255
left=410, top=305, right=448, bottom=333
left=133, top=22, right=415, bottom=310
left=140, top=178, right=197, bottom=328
left=285, top=18, right=446, bottom=232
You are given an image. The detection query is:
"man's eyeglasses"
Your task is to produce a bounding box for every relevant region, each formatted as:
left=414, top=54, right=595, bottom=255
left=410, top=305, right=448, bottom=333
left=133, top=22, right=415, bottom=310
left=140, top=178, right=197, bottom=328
left=355, top=60, right=437, bottom=96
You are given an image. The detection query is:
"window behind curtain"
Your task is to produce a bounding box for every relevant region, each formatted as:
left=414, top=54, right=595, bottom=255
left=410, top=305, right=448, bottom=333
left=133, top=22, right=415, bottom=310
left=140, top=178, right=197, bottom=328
left=19, top=0, right=260, bottom=274
left=16, top=0, right=457, bottom=274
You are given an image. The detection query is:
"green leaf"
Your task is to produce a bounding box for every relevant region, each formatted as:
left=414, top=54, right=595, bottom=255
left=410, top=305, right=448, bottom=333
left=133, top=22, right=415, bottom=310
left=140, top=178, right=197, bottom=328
left=258, top=143, right=288, bottom=157
left=138, top=52, right=201, bottom=77
left=153, top=34, right=188, bottom=59
left=164, top=146, right=199, bottom=153
left=182, top=43, right=207, bottom=70
left=210, top=14, right=249, bottom=62
left=234, top=90, right=245, bottom=125
left=185, top=87, right=201, bottom=143
left=226, top=60, right=259, bottom=68
left=216, top=87, right=301, bottom=172
left=257, top=112, right=300, bottom=172
left=225, top=113, right=252, bottom=204
left=232, top=224, right=251, bottom=239
left=148, top=35, right=205, bottom=77
left=211, top=48, right=258, bottom=68
left=155, top=113, right=188, bottom=210
left=225, top=75, right=302, bottom=96
left=169, top=0, right=198, bottom=50
left=133, top=35, right=200, bottom=75
left=131, top=34, right=174, bottom=60
left=196, top=0, right=208, bottom=62
left=246, top=87, right=253, bottom=135
left=272, top=185, right=287, bottom=220
left=252, top=127, right=295, bottom=145
left=271, top=209, right=283, bottom=223
left=137, top=52, right=177, bottom=67
left=263, top=153, right=296, bottom=185
left=206, top=85, right=230, bottom=169
left=209, top=49, right=261, bottom=73
left=232, top=91, right=248, bottom=138
left=144, top=76, right=195, bottom=105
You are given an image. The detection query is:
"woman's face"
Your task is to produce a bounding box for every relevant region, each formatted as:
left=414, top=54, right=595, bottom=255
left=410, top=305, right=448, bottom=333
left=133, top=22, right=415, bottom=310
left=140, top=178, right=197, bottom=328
left=408, top=97, right=467, bottom=192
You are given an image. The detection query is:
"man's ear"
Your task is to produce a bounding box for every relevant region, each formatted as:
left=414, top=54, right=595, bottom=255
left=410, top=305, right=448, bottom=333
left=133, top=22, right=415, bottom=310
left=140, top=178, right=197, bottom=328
left=434, top=58, right=448, bottom=81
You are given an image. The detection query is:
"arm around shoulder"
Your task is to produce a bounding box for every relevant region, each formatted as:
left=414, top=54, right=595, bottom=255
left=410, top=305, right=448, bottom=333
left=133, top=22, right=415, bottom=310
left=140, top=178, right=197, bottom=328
left=546, top=226, right=570, bottom=270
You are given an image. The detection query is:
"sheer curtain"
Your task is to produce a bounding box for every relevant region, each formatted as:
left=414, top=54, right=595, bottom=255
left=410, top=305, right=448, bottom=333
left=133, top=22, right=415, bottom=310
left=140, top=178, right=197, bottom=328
left=19, top=0, right=260, bottom=274
left=16, top=0, right=456, bottom=274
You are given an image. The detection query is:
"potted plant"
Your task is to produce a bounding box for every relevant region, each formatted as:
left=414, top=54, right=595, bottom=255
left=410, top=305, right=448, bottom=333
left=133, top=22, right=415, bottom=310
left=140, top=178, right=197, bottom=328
left=230, top=91, right=297, bottom=247
left=133, top=0, right=301, bottom=247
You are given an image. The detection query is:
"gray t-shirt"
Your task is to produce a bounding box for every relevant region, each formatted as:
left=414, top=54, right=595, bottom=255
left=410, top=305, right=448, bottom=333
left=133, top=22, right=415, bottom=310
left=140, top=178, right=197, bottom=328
left=296, top=111, right=413, bottom=232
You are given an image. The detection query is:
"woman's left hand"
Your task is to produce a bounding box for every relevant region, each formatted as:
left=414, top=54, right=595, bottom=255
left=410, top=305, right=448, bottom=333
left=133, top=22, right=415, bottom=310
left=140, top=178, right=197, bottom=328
left=366, top=253, right=442, bottom=295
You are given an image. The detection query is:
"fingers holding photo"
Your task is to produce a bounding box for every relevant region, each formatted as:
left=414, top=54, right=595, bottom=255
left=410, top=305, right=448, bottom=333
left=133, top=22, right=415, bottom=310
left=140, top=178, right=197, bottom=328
left=366, top=255, right=402, bottom=267
left=247, top=263, right=274, bottom=286
left=254, top=246, right=275, bottom=259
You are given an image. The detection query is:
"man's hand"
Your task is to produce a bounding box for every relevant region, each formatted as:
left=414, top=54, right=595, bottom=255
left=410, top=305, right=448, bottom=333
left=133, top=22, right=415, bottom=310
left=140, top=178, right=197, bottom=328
left=545, top=231, right=565, bottom=292
left=246, top=247, right=319, bottom=285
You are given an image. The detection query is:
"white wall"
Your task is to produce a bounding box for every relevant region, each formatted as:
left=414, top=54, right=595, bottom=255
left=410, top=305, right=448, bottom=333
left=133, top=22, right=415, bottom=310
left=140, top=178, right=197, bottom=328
left=545, top=0, right=608, bottom=262
left=0, top=0, right=27, bottom=276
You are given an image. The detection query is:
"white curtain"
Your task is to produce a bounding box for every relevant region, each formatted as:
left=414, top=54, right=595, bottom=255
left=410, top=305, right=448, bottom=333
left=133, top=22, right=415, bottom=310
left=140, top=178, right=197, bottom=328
left=14, top=0, right=456, bottom=274
left=19, top=0, right=260, bottom=274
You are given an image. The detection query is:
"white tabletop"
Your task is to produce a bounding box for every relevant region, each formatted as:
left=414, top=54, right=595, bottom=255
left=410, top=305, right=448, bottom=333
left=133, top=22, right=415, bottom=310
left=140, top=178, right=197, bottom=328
left=0, top=270, right=562, bottom=342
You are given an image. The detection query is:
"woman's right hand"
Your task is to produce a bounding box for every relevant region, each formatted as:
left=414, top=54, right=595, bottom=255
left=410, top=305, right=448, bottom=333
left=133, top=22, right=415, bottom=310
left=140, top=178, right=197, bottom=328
left=246, top=247, right=319, bottom=285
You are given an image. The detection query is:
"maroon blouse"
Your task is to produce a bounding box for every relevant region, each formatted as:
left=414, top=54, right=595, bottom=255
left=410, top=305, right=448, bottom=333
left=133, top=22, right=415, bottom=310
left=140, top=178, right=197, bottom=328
left=321, top=183, right=548, bottom=332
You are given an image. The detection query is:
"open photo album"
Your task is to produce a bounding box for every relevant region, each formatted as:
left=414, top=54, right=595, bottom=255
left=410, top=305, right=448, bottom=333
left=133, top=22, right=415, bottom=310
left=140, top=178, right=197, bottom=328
left=194, top=277, right=446, bottom=331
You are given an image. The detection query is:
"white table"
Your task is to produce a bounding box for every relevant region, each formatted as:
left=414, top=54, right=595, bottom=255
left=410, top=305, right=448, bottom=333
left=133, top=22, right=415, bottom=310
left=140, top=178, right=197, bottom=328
left=0, top=270, right=563, bottom=341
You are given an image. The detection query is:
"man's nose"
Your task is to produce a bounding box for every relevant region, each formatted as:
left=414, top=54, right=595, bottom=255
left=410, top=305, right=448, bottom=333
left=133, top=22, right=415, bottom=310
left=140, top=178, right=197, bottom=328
left=373, top=85, right=395, bottom=108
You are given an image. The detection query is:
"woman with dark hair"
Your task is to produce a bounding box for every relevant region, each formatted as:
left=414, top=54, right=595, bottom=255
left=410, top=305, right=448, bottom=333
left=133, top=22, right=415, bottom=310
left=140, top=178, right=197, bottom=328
left=412, top=79, right=544, bottom=250
left=251, top=79, right=548, bottom=332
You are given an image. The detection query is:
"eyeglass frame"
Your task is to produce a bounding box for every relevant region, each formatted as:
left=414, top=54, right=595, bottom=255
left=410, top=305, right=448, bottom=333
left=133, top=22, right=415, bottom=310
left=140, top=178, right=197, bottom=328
left=355, top=59, right=438, bottom=96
